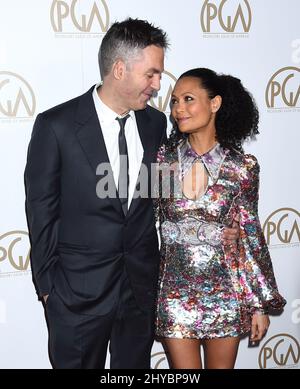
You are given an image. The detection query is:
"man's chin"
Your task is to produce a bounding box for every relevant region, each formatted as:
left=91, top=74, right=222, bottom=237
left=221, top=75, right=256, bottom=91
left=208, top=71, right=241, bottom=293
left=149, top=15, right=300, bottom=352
left=135, top=101, right=148, bottom=110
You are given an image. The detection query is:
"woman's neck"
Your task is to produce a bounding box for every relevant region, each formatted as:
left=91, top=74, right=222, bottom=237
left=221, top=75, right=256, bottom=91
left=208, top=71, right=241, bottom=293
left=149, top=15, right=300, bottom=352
left=188, top=132, right=217, bottom=155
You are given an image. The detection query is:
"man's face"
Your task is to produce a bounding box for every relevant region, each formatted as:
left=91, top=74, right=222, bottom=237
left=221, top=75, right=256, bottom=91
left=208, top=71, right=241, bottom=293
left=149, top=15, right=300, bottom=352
left=122, top=45, right=164, bottom=111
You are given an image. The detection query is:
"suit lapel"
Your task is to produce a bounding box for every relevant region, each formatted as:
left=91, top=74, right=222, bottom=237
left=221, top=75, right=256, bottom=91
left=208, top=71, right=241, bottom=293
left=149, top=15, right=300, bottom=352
left=135, top=109, right=153, bottom=165
left=75, top=87, right=123, bottom=215
left=127, top=109, right=153, bottom=217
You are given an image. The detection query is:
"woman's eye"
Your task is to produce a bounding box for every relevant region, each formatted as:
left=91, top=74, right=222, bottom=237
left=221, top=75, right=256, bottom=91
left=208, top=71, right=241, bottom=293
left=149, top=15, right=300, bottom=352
left=185, top=96, right=193, bottom=101
left=171, top=98, right=177, bottom=105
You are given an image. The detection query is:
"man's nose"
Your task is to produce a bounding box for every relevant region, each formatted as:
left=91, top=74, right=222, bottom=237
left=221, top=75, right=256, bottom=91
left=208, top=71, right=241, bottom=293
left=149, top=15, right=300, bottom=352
left=151, top=74, right=161, bottom=91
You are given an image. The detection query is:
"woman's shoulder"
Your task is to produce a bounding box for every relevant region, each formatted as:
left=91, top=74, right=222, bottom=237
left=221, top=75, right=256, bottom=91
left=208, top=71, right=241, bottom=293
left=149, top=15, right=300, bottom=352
left=227, top=148, right=259, bottom=170
left=157, top=144, right=166, bottom=163
left=241, top=153, right=259, bottom=175
left=225, top=150, right=260, bottom=187
left=157, top=142, right=178, bottom=163
left=243, top=153, right=258, bottom=165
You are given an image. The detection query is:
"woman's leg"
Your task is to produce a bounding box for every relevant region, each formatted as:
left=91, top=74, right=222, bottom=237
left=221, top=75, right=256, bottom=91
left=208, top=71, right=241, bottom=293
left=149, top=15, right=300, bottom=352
left=163, top=338, right=202, bottom=369
left=202, top=337, right=240, bottom=369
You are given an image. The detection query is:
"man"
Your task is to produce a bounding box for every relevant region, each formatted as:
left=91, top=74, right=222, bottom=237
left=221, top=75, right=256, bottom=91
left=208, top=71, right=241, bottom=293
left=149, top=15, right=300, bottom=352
left=25, top=18, right=238, bottom=369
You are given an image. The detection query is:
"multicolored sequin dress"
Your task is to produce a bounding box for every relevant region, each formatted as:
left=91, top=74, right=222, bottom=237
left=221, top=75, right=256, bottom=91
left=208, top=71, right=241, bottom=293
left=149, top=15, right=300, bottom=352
left=155, top=140, right=285, bottom=339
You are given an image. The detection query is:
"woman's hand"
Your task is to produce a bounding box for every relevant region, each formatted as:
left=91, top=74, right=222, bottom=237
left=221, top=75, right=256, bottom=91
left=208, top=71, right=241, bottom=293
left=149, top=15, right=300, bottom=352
left=250, top=313, right=270, bottom=343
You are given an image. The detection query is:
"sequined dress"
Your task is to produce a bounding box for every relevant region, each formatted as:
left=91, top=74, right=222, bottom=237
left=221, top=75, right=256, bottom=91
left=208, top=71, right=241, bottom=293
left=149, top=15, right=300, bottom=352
left=155, top=141, right=285, bottom=339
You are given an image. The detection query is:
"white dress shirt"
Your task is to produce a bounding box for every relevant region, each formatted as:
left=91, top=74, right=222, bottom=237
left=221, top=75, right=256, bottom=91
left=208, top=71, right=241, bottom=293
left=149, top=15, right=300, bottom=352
left=92, top=84, right=144, bottom=209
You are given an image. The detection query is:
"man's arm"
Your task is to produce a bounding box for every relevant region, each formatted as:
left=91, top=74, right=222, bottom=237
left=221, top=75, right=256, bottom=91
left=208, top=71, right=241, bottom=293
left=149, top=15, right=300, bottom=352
left=24, top=113, right=61, bottom=300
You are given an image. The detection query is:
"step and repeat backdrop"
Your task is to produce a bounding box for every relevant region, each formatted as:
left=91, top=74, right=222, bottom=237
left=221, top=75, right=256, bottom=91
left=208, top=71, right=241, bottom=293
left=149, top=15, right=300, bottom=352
left=0, top=0, right=299, bottom=369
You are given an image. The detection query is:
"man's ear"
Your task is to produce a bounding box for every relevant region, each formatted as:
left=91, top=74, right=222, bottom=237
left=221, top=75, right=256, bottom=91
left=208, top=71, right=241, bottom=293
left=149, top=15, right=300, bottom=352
left=211, top=95, right=222, bottom=113
left=112, top=60, right=126, bottom=80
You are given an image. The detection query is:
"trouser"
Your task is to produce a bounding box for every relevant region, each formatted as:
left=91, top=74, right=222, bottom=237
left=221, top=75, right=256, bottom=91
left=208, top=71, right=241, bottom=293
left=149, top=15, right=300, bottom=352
left=45, top=272, right=155, bottom=369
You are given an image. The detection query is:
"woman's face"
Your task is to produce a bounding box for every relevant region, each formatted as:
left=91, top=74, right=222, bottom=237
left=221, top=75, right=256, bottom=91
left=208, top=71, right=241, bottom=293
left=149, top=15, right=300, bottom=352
left=171, top=76, right=220, bottom=135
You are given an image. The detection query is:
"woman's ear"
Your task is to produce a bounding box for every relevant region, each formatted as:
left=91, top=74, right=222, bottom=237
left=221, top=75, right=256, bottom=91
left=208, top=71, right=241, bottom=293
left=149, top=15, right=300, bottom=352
left=211, top=95, right=222, bottom=113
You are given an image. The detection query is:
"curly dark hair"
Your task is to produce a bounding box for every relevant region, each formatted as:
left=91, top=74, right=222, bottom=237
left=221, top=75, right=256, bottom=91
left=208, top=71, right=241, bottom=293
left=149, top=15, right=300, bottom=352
left=166, top=68, right=259, bottom=153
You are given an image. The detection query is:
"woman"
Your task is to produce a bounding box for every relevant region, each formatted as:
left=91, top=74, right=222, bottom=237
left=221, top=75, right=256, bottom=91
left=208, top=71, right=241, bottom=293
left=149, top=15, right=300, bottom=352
left=155, top=68, right=286, bottom=369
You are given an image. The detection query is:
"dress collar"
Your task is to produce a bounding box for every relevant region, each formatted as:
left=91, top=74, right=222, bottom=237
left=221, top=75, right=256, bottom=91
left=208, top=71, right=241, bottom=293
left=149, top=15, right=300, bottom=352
left=178, top=139, right=228, bottom=182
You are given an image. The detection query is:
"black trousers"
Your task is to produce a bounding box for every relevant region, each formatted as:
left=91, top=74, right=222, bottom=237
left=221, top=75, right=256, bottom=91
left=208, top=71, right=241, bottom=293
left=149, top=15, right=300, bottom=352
left=45, top=273, right=155, bottom=369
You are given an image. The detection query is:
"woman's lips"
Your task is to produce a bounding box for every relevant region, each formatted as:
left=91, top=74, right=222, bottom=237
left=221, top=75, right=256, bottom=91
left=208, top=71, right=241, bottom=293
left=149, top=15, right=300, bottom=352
left=177, top=117, right=190, bottom=123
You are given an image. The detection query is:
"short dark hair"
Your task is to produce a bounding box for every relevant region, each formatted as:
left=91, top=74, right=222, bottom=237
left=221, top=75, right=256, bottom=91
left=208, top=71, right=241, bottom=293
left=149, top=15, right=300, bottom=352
left=167, top=68, right=259, bottom=152
left=99, top=17, right=169, bottom=78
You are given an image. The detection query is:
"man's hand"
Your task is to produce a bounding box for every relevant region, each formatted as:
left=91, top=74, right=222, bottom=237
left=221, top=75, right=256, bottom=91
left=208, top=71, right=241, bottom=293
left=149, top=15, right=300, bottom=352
left=43, top=295, right=49, bottom=304
left=222, top=219, right=239, bottom=247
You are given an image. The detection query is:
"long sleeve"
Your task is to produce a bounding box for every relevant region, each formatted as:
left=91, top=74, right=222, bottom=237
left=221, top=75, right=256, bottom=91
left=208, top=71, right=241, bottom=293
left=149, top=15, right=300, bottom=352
left=24, top=113, right=61, bottom=298
left=236, top=155, right=286, bottom=313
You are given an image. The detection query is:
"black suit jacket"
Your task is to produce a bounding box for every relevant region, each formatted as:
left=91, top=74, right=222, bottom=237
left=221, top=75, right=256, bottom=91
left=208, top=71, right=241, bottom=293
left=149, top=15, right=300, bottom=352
left=25, top=86, right=167, bottom=315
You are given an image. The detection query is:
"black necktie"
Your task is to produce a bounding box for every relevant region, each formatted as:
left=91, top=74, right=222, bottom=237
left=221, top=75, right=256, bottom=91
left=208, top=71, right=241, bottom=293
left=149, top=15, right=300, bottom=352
left=116, top=115, right=130, bottom=215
